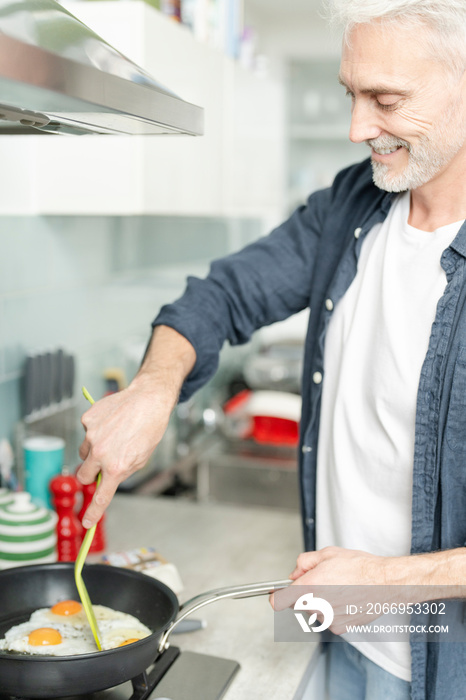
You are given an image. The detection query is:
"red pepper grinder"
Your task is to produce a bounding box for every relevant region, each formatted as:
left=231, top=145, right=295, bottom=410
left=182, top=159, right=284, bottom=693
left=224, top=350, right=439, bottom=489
left=78, top=481, right=106, bottom=553
left=50, top=471, right=83, bottom=562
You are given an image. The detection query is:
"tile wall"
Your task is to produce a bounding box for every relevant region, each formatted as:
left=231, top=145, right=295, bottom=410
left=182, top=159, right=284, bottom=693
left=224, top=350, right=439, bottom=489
left=0, top=214, right=261, bottom=454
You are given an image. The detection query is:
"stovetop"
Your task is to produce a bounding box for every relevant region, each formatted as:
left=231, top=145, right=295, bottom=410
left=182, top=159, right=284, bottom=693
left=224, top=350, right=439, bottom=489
left=0, top=649, right=240, bottom=700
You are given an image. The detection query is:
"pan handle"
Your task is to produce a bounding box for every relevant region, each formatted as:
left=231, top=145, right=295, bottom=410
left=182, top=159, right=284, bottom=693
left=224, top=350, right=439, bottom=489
left=158, top=578, right=292, bottom=652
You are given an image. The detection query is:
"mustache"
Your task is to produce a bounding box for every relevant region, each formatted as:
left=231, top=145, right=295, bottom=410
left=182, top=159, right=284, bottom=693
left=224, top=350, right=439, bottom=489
left=366, top=135, right=411, bottom=152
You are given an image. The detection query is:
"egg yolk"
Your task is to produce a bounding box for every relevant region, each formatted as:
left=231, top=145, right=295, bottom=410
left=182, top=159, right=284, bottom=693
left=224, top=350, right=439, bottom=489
left=118, top=638, right=140, bottom=647
left=51, top=600, right=82, bottom=616
left=28, top=628, right=62, bottom=646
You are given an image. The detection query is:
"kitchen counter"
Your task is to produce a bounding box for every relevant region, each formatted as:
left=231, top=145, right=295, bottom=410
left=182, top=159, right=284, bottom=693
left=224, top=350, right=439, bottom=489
left=100, top=495, right=319, bottom=700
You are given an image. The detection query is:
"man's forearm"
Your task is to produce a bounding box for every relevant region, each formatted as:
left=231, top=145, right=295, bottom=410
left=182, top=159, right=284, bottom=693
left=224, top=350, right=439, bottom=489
left=281, top=546, right=466, bottom=604
left=132, top=325, right=197, bottom=407
left=386, top=547, right=466, bottom=598
left=271, top=546, right=466, bottom=621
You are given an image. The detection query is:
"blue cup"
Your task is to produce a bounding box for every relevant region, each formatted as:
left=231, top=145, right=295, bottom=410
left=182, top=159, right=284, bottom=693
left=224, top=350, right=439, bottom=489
left=23, top=436, right=65, bottom=508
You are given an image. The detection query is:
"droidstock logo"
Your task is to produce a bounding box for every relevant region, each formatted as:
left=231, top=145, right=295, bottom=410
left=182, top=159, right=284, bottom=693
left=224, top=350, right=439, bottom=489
left=293, top=592, right=334, bottom=633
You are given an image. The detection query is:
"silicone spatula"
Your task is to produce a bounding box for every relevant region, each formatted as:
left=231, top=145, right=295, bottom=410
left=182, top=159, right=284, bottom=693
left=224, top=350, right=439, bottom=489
left=74, top=386, right=102, bottom=651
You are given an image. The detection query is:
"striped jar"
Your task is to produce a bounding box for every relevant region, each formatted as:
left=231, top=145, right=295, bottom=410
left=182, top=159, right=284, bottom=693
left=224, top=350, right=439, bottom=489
left=0, top=492, right=58, bottom=569
left=0, top=488, right=15, bottom=508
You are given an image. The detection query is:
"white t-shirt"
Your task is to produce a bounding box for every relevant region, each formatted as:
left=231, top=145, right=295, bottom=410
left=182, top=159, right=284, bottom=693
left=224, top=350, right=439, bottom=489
left=316, top=191, right=463, bottom=681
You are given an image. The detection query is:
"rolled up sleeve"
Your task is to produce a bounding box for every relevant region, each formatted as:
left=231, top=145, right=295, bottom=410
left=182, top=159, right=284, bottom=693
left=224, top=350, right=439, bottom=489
left=153, top=186, right=330, bottom=401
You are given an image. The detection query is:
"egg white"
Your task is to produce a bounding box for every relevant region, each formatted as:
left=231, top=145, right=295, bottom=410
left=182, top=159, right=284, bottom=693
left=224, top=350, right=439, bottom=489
left=0, top=618, right=96, bottom=656
left=0, top=605, right=152, bottom=656
left=42, top=605, right=88, bottom=629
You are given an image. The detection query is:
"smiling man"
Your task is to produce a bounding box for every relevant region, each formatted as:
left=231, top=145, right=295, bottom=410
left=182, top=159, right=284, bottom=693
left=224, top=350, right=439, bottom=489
left=78, top=1, right=466, bottom=698
left=339, top=27, right=466, bottom=198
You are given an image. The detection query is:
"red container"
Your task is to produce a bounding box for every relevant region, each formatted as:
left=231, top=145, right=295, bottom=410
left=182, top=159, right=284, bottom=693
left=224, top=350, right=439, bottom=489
left=252, top=415, right=299, bottom=446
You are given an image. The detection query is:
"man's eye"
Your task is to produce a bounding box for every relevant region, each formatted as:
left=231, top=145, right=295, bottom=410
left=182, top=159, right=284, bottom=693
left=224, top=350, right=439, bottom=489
left=345, top=89, right=355, bottom=100
left=376, top=100, right=398, bottom=111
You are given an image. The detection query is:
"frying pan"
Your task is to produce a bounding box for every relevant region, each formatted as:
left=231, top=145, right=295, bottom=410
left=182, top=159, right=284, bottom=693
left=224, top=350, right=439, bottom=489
left=0, top=563, right=289, bottom=698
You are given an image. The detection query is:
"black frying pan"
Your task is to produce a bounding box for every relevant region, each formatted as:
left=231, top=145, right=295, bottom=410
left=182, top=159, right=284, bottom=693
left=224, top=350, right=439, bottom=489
left=0, top=563, right=290, bottom=698
left=0, top=562, right=179, bottom=698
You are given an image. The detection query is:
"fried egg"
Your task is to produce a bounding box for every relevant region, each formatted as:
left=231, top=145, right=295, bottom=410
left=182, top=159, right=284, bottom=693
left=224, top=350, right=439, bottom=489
left=0, top=600, right=151, bottom=656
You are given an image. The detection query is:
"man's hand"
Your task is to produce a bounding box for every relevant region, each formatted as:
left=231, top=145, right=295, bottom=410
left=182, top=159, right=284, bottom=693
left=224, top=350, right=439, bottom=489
left=77, top=381, right=171, bottom=527
left=289, top=546, right=389, bottom=587
left=270, top=546, right=466, bottom=635
left=270, top=547, right=396, bottom=633
left=76, top=326, right=196, bottom=528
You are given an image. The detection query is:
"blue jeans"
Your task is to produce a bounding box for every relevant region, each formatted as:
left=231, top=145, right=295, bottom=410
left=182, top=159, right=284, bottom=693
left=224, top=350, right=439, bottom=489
left=326, top=641, right=411, bottom=700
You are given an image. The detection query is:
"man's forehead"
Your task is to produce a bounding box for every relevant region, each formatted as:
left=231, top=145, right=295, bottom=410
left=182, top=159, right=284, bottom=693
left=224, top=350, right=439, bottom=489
left=338, top=72, right=413, bottom=96
left=340, top=20, right=432, bottom=83
left=339, top=24, right=429, bottom=97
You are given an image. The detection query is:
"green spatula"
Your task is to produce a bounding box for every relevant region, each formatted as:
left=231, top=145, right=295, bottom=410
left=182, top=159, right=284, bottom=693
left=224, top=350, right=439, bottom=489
left=74, top=386, right=102, bottom=651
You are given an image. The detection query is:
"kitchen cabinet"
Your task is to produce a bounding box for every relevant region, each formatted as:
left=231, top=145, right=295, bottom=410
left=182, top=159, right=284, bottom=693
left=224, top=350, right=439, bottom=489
left=0, top=1, right=284, bottom=220
left=221, top=60, right=285, bottom=219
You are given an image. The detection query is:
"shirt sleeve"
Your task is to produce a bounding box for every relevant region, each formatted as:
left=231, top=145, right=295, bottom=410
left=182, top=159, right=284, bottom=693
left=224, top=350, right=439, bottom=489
left=153, top=185, right=331, bottom=402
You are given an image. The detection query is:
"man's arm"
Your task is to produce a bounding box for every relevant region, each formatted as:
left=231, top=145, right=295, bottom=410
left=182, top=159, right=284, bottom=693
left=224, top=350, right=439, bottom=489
left=76, top=325, right=196, bottom=528
left=271, top=546, right=466, bottom=633
left=287, top=546, right=466, bottom=590
left=76, top=182, right=335, bottom=526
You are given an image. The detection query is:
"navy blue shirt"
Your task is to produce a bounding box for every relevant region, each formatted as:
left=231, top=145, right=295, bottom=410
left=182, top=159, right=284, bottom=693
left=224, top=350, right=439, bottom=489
left=154, top=158, right=466, bottom=698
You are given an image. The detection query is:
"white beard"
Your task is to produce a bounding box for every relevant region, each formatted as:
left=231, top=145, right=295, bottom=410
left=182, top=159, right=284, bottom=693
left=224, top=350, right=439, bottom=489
left=367, top=101, right=466, bottom=192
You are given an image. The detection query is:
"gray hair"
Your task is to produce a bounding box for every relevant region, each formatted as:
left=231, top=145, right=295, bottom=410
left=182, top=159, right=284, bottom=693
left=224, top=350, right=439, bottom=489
left=325, top=0, right=466, bottom=76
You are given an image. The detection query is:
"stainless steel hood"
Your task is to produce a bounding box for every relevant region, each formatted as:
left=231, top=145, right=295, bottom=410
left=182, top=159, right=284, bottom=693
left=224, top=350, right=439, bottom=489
left=0, top=0, right=204, bottom=135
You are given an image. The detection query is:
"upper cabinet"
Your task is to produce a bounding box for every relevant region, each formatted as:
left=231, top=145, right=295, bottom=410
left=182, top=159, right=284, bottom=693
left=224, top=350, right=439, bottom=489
left=0, top=1, right=285, bottom=220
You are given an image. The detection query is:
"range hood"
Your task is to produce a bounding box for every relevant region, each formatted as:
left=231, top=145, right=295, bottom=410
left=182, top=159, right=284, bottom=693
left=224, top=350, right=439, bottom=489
left=0, top=0, right=204, bottom=135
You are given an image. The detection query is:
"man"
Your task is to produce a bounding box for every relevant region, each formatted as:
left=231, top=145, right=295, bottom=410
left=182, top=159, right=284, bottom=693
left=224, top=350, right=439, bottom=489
left=77, top=1, right=466, bottom=697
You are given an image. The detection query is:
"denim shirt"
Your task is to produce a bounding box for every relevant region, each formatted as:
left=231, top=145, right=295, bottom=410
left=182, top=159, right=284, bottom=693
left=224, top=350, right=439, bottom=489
left=154, top=158, right=466, bottom=699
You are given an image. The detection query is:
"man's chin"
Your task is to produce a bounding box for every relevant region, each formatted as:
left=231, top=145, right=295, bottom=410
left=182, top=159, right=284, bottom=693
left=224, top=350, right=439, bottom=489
left=371, top=161, right=410, bottom=193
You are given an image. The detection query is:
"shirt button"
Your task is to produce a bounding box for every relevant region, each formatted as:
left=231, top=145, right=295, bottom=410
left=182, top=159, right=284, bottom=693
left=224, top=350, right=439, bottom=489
left=325, top=298, right=334, bottom=311
left=354, top=227, right=362, bottom=239
left=306, top=517, right=315, bottom=527
left=302, top=445, right=312, bottom=454
left=313, top=371, right=323, bottom=384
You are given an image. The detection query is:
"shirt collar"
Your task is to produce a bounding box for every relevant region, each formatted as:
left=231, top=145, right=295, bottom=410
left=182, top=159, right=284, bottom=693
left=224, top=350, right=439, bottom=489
left=449, top=220, right=466, bottom=259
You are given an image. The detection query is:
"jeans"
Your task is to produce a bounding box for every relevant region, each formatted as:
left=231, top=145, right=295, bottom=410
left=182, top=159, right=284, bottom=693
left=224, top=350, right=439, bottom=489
left=326, top=641, right=411, bottom=700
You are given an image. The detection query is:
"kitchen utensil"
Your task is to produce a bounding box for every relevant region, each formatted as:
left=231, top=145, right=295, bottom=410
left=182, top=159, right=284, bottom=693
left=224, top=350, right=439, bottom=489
left=74, top=495, right=102, bottom=651
left=157, top=577, right=292, bottom=652
left=0, top=562, right=290, bottom=697
left=42, top=351, right=53, bottom=408
left=64, top=354, right=75, bottom=400
left=36, top=354, right=46, bottom=411
left=24, top=354, right=39, bottom=416
left=74, top=386, right=102, bottom=651
left=55, top=348, right=65, bottom=404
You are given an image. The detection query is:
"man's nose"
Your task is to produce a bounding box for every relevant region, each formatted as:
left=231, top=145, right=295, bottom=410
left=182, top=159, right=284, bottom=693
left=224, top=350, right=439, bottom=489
left=349, top=99, right=382, bottom=143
